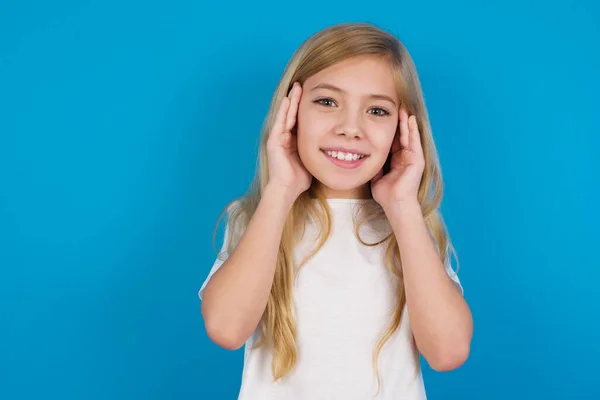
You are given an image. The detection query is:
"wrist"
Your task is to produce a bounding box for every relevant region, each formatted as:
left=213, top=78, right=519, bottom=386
left=263, top=183, right=299, bottom=209
left=382, top=198, right=422, bottom=219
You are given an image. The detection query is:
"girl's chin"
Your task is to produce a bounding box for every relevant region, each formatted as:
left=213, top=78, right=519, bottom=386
left=302, top=158, right=382, bottom=194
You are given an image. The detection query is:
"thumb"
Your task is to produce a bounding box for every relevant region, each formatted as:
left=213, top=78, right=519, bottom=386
left=281, top=132, right=293, bottom=149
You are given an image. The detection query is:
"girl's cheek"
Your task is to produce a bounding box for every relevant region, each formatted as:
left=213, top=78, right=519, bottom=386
left=304, top=114, right=329, bottom=136
left=369, top=126, right=395, bottom=147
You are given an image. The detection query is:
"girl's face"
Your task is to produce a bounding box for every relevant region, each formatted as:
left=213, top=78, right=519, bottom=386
left=296, top=55, right=400, bottom=199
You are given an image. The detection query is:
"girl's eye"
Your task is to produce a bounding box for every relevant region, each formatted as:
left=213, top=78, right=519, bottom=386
left=314, top=98, right=390, bottom=117
left=368, top=107, right=390, bottom=117
left=314, top=98, right=337, bottom=107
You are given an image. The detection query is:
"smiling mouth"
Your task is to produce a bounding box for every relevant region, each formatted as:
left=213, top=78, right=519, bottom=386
left=322, top=150, right=367, bottom=161
left=321, top=149, right=369, bottom=169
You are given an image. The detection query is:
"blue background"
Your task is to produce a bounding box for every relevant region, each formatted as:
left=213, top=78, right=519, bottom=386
left=1, top=0, right=598, bottom=399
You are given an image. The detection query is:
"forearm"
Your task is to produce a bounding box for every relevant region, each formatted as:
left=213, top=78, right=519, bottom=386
left=385, top=200, right=473, bottom=371
left=202, top=184, right=296, bottom=349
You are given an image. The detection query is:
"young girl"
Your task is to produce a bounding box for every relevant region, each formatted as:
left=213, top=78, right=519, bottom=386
left=199, top=22, right=473, bottom=399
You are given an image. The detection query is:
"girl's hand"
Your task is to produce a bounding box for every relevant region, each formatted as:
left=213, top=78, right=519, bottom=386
left=371, top=106, right=425, bottom=209
left=266, top=82, right=312, bottom=200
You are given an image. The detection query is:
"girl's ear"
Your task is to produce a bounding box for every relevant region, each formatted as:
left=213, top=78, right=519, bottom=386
left=390, top=125, right=401, bottom=153
left=383, top=125, right=400, bottom=175
left=383, top=152, right=392, bottom=175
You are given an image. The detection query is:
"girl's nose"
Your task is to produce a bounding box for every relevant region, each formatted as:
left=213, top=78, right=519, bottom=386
left=335, top=108, right=364, bottom=138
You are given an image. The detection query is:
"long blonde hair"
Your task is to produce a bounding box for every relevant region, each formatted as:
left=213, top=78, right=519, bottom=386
left=213, top=22, right=458, bottom=392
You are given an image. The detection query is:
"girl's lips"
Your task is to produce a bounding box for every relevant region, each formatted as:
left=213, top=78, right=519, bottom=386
left=321, top=147, right=369, bottom=156
left=321, top=150, right=368, bottom=169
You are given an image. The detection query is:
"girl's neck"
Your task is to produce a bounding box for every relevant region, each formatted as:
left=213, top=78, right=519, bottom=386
left=311, top=182, right=372, bottom=200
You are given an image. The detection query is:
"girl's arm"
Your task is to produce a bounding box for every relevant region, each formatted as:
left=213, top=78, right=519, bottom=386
left=201, top=184, right=296, bottom=350
left=202, top=82, right=309, bottom=350
left=385, top=200, right=473, bottom=372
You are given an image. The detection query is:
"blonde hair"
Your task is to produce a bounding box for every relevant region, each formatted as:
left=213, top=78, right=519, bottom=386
left=213, top=22, right=458, bottom=393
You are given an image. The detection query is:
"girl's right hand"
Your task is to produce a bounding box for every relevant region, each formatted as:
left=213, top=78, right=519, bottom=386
left=266, top=82, right=312, bottom=200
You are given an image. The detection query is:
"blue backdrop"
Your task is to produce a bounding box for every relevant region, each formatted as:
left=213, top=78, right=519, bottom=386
left=1, top=1, right=598, bottom=399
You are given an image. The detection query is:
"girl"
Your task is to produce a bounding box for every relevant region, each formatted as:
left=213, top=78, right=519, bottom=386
left=199, top=22, right=473, bottom=399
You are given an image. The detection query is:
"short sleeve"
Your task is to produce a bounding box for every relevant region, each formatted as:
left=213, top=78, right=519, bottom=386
left=445, top=258, right=463, bottom=295
left=198, top=203, right=238, bottom=301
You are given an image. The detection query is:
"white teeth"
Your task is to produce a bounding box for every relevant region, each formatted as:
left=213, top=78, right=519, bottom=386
left=325, top=150, right=365, bottom=161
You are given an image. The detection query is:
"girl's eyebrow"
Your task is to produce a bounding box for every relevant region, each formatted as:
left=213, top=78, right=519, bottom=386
left=309, top=82, right=397, bottom=107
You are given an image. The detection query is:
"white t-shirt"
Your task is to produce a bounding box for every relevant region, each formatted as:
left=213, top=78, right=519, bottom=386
left=199, top=199, right=462, bottom=399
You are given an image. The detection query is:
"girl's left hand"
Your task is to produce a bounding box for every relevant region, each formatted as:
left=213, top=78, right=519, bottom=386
left=371, top=106, right=425, bottom=209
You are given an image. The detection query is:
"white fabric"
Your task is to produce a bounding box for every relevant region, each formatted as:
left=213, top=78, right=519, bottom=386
left=199, top=199, right=462, bottom=399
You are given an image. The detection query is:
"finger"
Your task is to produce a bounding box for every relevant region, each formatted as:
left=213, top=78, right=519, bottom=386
left=271, top=96, right=291, bottom=142
left=285, top=82, right=302, bottom=133
left=390, top=128, right=401, bottom=154
left=399, top=106, right=410, bottom=150
left=408, top=115, right=423, bottom=156
left=281, top=132, right=292, bottom=149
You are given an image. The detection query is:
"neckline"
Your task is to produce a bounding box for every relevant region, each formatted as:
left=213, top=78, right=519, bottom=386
left=313, top=198, right=377, bottom=204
